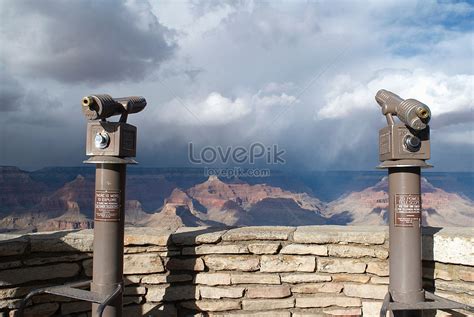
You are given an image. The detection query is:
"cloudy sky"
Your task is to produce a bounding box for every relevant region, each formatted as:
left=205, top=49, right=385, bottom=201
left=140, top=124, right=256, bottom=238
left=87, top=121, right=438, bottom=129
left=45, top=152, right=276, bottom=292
left=0, top=0, right=473, bottom=171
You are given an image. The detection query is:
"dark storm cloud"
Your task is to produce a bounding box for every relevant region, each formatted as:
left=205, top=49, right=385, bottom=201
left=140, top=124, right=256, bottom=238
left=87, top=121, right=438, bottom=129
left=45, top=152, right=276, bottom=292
left=0, top=69, right=24, bottom=112
left=432, top=108, right=474, bottom=129
left=1, top=0, right=177, bottom=83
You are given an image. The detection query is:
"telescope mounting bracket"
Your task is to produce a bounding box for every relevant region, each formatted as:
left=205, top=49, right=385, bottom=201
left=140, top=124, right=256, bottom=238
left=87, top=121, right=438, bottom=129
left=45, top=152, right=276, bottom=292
left=18, top=280, right=123, bottom=317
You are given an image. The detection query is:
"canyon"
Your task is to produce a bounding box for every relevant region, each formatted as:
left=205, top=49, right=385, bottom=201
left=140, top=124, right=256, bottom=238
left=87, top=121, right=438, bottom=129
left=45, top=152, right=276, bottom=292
left=0, top=166, right=472, bottom=232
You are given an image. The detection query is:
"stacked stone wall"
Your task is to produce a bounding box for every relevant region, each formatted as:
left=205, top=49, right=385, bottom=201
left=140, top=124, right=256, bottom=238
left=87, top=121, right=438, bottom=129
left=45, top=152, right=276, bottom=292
left=0, top=226, right=472, bottom=316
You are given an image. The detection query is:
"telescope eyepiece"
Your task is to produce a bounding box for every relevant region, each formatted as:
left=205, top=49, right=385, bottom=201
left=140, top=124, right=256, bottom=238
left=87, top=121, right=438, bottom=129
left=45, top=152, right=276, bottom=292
left=416, top=106, right=430, bottom=120
left=82, top=96, right=93, bottom=108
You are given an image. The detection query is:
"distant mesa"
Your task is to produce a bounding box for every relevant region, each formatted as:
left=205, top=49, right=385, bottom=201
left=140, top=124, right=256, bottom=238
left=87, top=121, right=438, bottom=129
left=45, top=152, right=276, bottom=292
left=208, top=175, right=219, bottom=181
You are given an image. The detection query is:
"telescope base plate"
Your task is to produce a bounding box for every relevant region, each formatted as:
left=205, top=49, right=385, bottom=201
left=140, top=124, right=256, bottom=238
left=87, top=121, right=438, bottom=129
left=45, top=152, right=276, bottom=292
left=84, top=156, right=137, bottom=164
left=380, top=291, right=474, bottom=317
left=377, top=159, right=433, bottom=169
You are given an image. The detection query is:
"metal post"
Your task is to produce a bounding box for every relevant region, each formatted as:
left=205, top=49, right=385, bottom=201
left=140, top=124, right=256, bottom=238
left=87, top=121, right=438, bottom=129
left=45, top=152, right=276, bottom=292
left=91, top=163, right=126, bottom=317
left=17, top=95, right=152, bottom=317
left=388, top=167, right=424, bottom=317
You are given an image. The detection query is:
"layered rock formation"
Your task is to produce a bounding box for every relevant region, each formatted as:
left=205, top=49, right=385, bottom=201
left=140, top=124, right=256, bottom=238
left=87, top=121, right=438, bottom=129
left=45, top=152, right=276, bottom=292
left=34, top=175, right=94, bottom=218
left=0, top=166, right=472, bottom=232
left=144, top=176, right=327, bottom=230
left=0, top=167, right=48, bottom=214
left=325, top=177, right=474, bottom=226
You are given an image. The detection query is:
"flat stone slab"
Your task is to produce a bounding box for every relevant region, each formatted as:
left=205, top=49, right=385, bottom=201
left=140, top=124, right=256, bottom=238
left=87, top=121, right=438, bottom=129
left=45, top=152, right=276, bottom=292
left=246, top=285, right=291, bottom=298
left=231, top=273, right=281, bottom=285
left=166, top=257, right=205, bottom=272
left=280, top=273, right=331, bottom=283
left=199, top=286, right=245, bottom=299
left=0, top=260, right=22, bottom=270
left=23, top=302, right=59, bottom=316
left=366, top=261, right=389, bottom=277
left=294, top=226, right=387, bottom=244
left=146, top=285, right=199, bottom=302
left=124, top=253, right=165, bottom=274
left=195, top=273, right=232, bottom=285
left=434, top=280, right=474, bottom=296
left=296, top=295, right=361, bottom=308
left=182, top=244, right=249, bottom=255
left=222, top=227, right=295, bottom=241
left=291, top=282, right=343, bottom=294
left=362, top=301, right=385, bottom=317
left=260, top=255, right=316, bottom=272
left=204, top=255, right=260, bottom=272
left=24, top=253, right=91, bottom=266
left=0, top=234, right=28, bottom=256
left=343, top=283, right=388, bottom=300
left=280, top=244, right=327, bottom=256
left=211, top=312, right=291, bottom=317
left=247, top=243, right=281, bottom=254
left=317, top=258, right=367, bottom=274
left=422, top=227, right=474, bottom=266
left=181, top=299, right=241, bottom=312
left=328, top=245, right=388, bottom=259
left=242, top=297, right=295, bottom=310
left=141, top=273, right=193, bottom=285
left=323, top=307, right=362, bottom=316
left=331, top=273, right=371, bottom=283
left=172, top=227, right=227, bottom=245
left=0, top=263, right=81, bottom=286
left=124, top=228, right=173, bottom=246
left=30, top=230, right=94, bottom=252
left=371, top=276, right=389, bottom=285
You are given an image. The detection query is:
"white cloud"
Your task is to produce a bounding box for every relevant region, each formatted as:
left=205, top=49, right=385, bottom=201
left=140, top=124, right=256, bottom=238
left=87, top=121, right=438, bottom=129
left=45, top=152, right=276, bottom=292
left=156, top=85, right=299, bottom=126
left=317, top=69, right=474, bottom=124
left=253, top=92, right=299, bottom=108
left=158, top=92, right=251, bottom=126
left=197, top=92, right=250, bottom=124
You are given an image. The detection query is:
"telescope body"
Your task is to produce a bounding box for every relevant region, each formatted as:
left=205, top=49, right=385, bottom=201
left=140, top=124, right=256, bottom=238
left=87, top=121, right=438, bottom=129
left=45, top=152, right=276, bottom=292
left=86, top=122, right=137, bottom=157
left=379, top=124, right=430, bottom=161
left=376, top=89, right=430, bottom=130
left=82, top=94, right=146, bottom=120
left=376, top=90, right=430, bottom=163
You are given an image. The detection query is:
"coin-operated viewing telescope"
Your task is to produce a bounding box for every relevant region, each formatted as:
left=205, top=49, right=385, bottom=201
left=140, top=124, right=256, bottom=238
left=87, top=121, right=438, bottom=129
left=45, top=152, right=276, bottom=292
left=375, top=89, right=431, bottom=130
left=20, top=94, right=147, bottom=317
left=376, top=89, right=431, bottom=163
left=376, top=90, right=473, bottom=317
left=82, top=95, right=146, bottom=157
left=83, top=94, right=147, bottom=317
